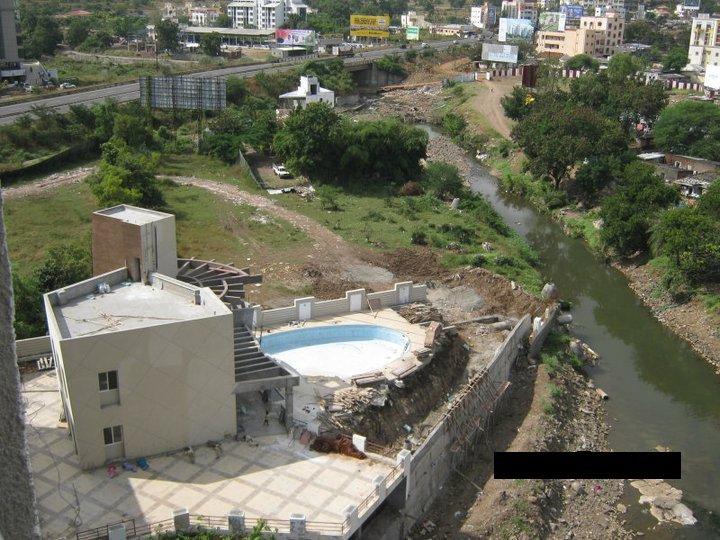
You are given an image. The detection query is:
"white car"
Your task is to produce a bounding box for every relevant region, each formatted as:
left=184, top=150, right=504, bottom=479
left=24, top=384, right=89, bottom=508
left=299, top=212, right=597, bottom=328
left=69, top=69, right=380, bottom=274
left=272, top=164, right=292, bottom=178
left=59, top=82, right=77, bottom=89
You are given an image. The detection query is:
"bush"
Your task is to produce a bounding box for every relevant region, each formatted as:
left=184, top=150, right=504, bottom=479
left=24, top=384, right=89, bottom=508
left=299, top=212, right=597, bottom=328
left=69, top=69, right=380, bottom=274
left=421, top=162, right=464, bottom=200
left=316, top=185, right=342, bottom=210
left=411, top=228, right=428, bottom=245
left=441, top=113, right=467, bottom=140
left=471, top=253, right=486, bottom=267
left=376, top=54, right=406, bottom=76
left=399, top=181, right=423, bottom=196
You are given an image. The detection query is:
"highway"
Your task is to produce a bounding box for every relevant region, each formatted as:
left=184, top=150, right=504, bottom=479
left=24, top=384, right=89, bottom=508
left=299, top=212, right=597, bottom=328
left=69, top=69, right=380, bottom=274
left=0, top=38, right=469, bottom=125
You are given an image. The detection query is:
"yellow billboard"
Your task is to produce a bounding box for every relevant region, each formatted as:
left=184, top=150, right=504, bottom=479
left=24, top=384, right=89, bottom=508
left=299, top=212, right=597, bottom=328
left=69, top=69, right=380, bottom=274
left=351, top=28, right=391, bottom=38
left=350, top=14, right=390, bottom=29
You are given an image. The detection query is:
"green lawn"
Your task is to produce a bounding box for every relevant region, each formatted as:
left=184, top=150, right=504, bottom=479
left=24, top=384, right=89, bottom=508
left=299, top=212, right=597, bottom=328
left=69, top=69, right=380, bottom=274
left=157, top=154, right=262, bottom=192
left=4, top=181, right=309, bottom=280
left=274, top=186, right=543, bottom=294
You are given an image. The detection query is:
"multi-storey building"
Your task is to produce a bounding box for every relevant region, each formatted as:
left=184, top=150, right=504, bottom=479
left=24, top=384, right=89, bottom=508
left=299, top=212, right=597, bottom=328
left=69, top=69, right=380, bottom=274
left=536, top=10, right=624, bottom=57
left=501, top=0, right=539, bottom=23
left=688, top=14, right=720, bottom=69
left=1, top=0, right=19, bottom=63
left=227, top=0, right=308, bottom=30
left=190, top=6, right=222, bottom=26
left=471, top=3, right=498, bottom=29
left=400, top=10, right=432, bottom=28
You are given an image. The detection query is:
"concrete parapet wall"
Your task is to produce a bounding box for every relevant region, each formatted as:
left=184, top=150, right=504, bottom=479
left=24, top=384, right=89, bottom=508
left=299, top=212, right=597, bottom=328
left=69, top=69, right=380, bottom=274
left=15, top=336, right=51, bottom=361
left=255, top=282, right=427, bottom=329
left=528, top=305, right=559, bottom=358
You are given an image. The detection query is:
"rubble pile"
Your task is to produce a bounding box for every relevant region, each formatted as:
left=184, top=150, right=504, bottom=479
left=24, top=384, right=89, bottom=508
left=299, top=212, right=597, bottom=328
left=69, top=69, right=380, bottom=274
left=426, top=135, right=473, bottom=177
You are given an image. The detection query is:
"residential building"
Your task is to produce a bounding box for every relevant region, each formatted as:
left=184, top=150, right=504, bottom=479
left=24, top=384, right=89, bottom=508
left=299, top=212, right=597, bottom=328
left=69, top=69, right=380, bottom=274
left=1, top=0, right=19, bottom=63
left=226, top=0, right=309, bottom=30
left=536, top=10, right=624, bottom=56
left=162, top=2, right=179, bottom=22
left=190, top=6, right=222, bottom=26
left=179, top=26, right=274, bottom=48
left=688, top=15, right=720, bottom=69
left=500, top=0, right=539, bottom=23
left=401, top=10, right=431, bottom=28
left=471, top=3, right=498, bottom=29
left=279, top=75, right=334, bottom=109
left=676, top=2, right=700, bottom=17
left=433, top=24, right=477, bottom=36
left=43, top=205, right=296, bottom=470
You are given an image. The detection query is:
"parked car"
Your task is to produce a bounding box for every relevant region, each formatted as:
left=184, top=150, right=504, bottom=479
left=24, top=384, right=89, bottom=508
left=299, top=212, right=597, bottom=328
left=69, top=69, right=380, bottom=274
left=421, top=42, right=429, bottom=49
left=59, top=82, right=77, bottom=89
left=272, top=164, right=293, bottom=178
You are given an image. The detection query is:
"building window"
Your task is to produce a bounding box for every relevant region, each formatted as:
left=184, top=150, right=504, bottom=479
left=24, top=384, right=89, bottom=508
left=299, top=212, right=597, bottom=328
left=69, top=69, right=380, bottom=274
left=103, top=425, right=123, bottom=445
left=99, top=370, right=118, bottom=391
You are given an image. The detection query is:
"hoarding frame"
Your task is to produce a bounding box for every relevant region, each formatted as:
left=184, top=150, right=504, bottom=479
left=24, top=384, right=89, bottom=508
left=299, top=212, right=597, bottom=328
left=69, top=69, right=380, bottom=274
left=406, top=26, right=420, bottom=40
left=350, top=13, right=391, bottom=39
left=139, top=76, right=226, bottom=111
left=560, top=4, right=584, bottom=19
left=498, top=18, right=535, bottom=42
left=481, top=43, right=520, bottom=64
left=538, top=12, right=567, bottom=31
left=275, top=29, right=317, bottom=46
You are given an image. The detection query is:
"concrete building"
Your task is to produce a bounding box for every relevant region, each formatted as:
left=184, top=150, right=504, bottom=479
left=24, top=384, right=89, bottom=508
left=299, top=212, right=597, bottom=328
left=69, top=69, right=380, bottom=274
left=433, top=24, right=477, bottom=36
left=0, top=0, right=18, bottom=63
left=179, top=26, right=275, bottom=48
left=226, top=0, right=309, bottom=30
left=401, top=10, right=432, bottom=29
left=500, top=0, right=539, bottom=23
left=536, top=10, right=624, bottom=57
left=190, top=6, right=222, bottom=26
left=471, top=3, right=498, bottom=29
left=688, top=15, right=720, bottom=70
left=279, top=75, right=334, bottom=109
left=43, top=205, right=296, bottom=470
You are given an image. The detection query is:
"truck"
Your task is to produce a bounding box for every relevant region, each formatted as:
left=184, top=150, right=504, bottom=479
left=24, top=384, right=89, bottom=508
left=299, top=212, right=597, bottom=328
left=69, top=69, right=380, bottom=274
left=332, top=44, right=355, bottom=57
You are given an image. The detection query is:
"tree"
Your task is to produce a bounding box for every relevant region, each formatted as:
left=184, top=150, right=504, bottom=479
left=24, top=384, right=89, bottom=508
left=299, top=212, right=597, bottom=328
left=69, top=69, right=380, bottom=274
left=441, top=113, right=467, bottom=140
left=600, top=162, right=679, bottom=255
left=606, top=53, right=644, bottom=83
left=651, top=207, right=720, bottom=285
left=376, top=54, right=406, bottom=76
left=653, top=101, right=720, bottom=161
left=112, top=113, right=155, bottom=149
left=200, top=32, right=222, bottom=56
left=201, top=133, right=242, bottom=163
left=301, top=59, right=356, bottom=94
left=22, top=16, right=62, bottom=58
left=501, top=86, right=535, bottom=121
left=156, top=19, right=179, bottom=53
left=663, top=46, right=689, bottom=73
left=215, top=13, right=232, bottom=28
left=698, top=180, right=720, bottom=220
left=573, top=154, right=626, bottom=204
left=565, top=54, right=599, bottom=71
left=66, top=17, right=91, bottom=47
left=88, top=138, right=164, bottom=208
left=226, top=76, right=249, bottom=106
left=512, top=102, right=627, bottom=187
left=422, top=162, right=464, bottom=199
left=273, top=103, right=345, bottom=183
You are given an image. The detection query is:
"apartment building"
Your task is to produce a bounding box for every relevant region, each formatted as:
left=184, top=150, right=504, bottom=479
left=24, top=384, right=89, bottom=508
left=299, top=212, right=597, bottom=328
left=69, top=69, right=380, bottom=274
left=400, top=10, right=432, bottom=29
left=1, top=0, right=19, bottom=63
left=537, top=10, right=624, bottom=57
left=471, top=3, right=498, bottom=29
left=190, top=6, right=222, bottom=26
left=501, top=0, right=539, bottom=23
left=688, top=14, right=720, bottom=69
left=227, top=0, right=308, bottom=30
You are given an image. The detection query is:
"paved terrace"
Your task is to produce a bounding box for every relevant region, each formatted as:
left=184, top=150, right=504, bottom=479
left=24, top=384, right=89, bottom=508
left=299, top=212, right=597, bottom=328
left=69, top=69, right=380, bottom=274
left=23, top=371, right=394, bottom=539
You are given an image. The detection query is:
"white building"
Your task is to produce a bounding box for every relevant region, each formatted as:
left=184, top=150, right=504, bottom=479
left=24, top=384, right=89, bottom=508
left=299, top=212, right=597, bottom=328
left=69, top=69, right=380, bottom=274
left=471, top=3, right=498, bottom=29
left=190, top=6, right=222, bottom=26
left=500, top=0, right=539, bottom=23
left=688, top=14, right=720, bottom=70
left=401, top=10, right=432, bottom=28
left=279, top=75, right=334, bottom=109
left=227, top=0, right=309, bottom=30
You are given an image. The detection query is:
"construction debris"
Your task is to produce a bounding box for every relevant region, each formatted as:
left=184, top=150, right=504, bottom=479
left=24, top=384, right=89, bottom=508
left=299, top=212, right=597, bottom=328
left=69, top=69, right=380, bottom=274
left=310, top=434, right=367, bottom=459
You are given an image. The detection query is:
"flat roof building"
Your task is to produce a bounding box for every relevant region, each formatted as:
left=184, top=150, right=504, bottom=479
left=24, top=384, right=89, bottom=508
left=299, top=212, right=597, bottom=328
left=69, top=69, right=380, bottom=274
left=279, top=75, right=335, bottom=109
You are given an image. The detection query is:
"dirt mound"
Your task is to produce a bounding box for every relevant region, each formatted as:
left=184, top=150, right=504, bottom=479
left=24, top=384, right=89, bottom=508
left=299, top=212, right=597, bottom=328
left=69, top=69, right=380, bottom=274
left=368, top=247, right=446, bottom=281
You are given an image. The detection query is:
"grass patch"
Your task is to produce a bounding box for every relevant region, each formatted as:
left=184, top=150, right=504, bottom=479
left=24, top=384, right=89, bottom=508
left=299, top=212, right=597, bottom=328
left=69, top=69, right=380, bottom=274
left=274, top=186, right=543, bottom=294
left=4, top=181, right=309, bottom=278
left=560, top=209, right=603, bottom=252
left=701, top=293, right=720, bottom=315
left=540, top=353, right=561, bottom=376
left=157, top=154, right=261, bottom=192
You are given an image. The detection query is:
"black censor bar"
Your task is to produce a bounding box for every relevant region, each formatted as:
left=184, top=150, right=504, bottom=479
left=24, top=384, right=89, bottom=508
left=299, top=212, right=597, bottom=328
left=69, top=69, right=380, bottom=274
left=494, top=452, right=681, bottom=479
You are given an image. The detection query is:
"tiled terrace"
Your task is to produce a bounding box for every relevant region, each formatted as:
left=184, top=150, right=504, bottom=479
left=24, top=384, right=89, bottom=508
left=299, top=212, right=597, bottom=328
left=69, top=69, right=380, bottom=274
left=23, top=371, right=393, bottom=539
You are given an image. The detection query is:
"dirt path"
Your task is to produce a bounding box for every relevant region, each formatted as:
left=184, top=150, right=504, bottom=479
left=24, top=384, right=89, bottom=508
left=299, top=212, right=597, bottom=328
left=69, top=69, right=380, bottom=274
left=166, top=176, right=396, bottom=289
left=468, top=78, right=517, bottom=139
left=1, top=166, right=96, bottom=200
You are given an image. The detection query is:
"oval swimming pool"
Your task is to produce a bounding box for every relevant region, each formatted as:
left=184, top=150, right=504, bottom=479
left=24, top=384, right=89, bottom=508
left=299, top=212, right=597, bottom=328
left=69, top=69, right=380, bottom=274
left=259, top=324, right=410, bottom=379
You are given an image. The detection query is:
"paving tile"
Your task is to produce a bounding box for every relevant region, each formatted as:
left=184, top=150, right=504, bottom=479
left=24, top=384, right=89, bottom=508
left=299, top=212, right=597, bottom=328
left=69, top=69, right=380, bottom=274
left=90, top=481, right=130, bottom=507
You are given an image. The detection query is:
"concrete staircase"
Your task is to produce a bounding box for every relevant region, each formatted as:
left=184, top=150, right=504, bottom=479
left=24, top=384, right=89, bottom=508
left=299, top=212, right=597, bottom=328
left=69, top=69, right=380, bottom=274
left=233, top=324, right=281, bottom=382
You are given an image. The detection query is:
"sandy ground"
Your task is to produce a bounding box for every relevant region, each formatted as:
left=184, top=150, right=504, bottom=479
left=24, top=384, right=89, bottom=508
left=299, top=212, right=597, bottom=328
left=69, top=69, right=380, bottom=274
left=1, top=166, right=96, bottom=199
left=468, top=77, right=518, bottom=139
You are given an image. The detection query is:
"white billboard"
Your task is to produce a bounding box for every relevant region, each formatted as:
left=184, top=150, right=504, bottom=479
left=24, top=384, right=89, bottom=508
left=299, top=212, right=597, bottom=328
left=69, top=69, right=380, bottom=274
left=539, top=12, right=567, bottom=31
left=481, top=43, right=519, bottom=63
left=498, top=18, right=534, bottom=42
left=705, top=64, right=720, bottom=91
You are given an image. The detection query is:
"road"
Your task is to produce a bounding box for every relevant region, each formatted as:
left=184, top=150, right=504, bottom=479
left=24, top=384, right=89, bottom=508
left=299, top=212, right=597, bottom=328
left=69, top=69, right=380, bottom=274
left=0, top=39, right=470, bottom=125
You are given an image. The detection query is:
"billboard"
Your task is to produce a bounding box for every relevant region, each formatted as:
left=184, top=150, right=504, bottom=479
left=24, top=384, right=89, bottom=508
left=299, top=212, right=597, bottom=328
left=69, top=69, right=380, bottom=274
left=684, top=0, right=701, bottom=6
left=406, top=26, right=420, bottom=40
left=498, top=18, right=534, bottom=42
left=481, top=43, right=519, bottom=63
left=275, top=29, right=317, bottom=46
left=539, top=12, right=567, bottom=31
left=139, top=76, right=226, bottom=111
left=705, top=64, right=720, bottom=90
left=561, top=4, right=584, bottom=19
left=351, top=13, right=390, bottom=38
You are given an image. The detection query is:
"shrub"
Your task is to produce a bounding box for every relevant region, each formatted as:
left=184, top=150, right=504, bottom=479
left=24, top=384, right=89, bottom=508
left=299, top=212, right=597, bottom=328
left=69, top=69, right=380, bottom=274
left=421, top=162, right=464, bottom=200
left=399, top=181, right=424, bottom=196
left=411, top=228, right=428, bottom=245
left=316, top=185, right=342, bottom=211
left=442, top=113, right=467, bottom=140
left=471, top=253, right=486, bottom=267
left=540, top=353, right=560, bottom=375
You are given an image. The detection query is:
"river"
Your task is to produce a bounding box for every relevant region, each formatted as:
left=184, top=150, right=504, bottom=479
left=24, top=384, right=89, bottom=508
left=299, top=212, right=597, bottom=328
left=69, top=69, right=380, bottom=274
left=420, top=125, right=720, bottom=537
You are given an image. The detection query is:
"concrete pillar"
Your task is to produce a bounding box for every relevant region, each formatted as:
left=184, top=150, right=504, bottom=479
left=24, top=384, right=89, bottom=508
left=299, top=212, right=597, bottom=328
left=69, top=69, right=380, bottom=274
left=289, top=513, right=306, bottom=535
left=343, top=504, right=359, bottom=531
left=173, top=508, right=190, bottom=533
left=284, top=384, right=294, bottom=430
left=373, top=474, right=387, bottom=498
left=228, top=510, right=245, bottom=534
left=108, top=524, right=127, bottom=540
left=397, top=448, right=412, bottom=497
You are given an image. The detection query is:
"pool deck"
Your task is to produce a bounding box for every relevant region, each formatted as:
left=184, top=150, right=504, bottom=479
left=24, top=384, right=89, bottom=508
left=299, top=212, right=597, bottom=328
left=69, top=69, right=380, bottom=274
left=22, top=370, right=394, bottom=539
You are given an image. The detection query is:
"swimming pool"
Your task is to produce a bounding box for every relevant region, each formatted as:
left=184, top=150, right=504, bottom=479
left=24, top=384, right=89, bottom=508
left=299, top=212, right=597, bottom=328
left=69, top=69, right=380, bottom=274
left=259, top=324, right=410, bottom=379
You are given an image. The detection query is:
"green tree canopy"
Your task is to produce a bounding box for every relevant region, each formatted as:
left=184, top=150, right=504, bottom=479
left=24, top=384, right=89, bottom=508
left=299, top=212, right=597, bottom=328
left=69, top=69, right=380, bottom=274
left=200, top=32, right=222, bottom=56
left=501, top=86, right=535, bottom=121
left=421, top=162, right=464, bottom=199
left=66, top=17, right=92, bottom=47
left=21, top=16, right=62, bottom=58
left=156, top=19, right=179, bottom=52
left=653, top=101, right=720, bottom=161
left=697, top=180, right=720, bottom=220
left=565, top=54, right=599, bottom=71
left=662, top=46, right=689, bottom=73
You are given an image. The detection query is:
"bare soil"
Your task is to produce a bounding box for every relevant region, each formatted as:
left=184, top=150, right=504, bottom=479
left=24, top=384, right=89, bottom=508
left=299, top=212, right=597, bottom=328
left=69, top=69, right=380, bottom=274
left=615, top=261, right=720, bottom=372
left=1, top=166, right=96, bottom=199
left=468, top=78, right=518, bottom=139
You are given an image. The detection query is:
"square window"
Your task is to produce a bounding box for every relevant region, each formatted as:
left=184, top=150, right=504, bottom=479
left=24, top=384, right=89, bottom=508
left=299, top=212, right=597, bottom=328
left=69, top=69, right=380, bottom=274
left=103, top=425, right=123, bottom=445
left=99, top=370, right=118, bottom=391
left=103, top=427, right=113, bottom=445
left=112, top=425, right=123, bottom=442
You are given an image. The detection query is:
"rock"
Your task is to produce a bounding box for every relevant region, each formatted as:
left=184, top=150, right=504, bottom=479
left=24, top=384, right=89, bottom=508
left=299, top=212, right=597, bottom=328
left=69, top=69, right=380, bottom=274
left=541, top=282, right=559, bottom=300
left=481, top=241, right=493, bottom=251
left=616, top=503, right=627, bottom=514
left=424, top=321, right=443, bottom=347
left=451, top=198, right=460, bottom=210
left=557, top=313, right=574, bottom=325
left=671, top=503, right=697, bottom=526
left=454, top=510, right=466, bottom=519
